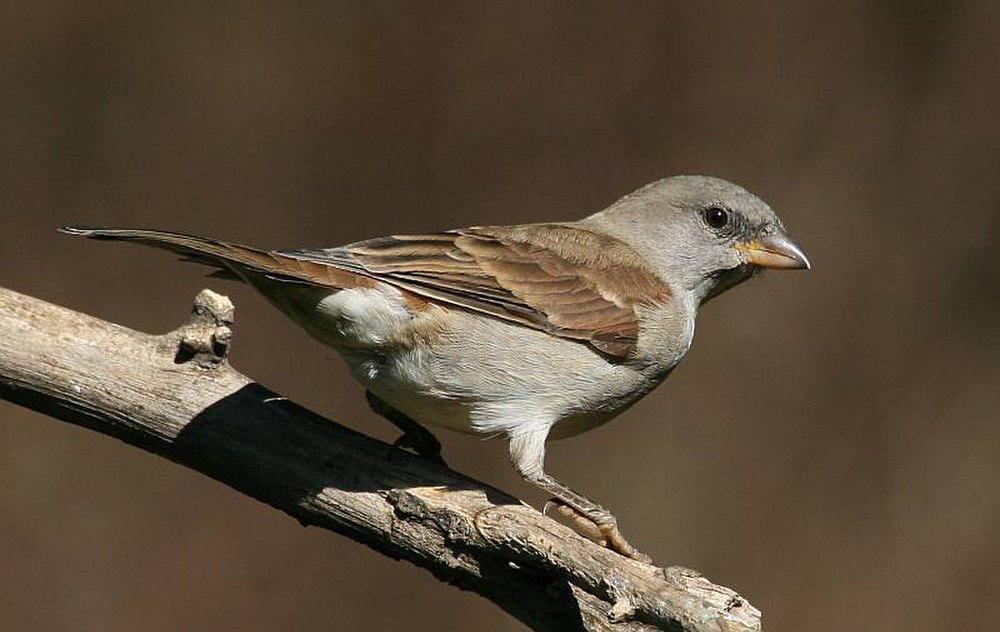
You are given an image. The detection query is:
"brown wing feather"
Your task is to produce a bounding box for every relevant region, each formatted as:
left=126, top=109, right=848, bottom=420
left=63, top=224, right=670, bottom=357
left=285, top=224, right=671, bottom=357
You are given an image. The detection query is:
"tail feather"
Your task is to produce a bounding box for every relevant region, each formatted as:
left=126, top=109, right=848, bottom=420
left=60, top=226, right=280, bottom=278
left=59, top=226, right=366, bottom=289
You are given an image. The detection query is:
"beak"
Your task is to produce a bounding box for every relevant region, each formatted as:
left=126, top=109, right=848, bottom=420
left=736, top=233, right=811, bottom=270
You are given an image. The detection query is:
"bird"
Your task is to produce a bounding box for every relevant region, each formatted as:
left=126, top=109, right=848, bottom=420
left=62, top=175, right=809, bottom=561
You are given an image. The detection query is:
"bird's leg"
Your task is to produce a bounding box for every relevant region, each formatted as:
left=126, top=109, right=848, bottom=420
left=534, top=475, right=651, bottom=564
left=365, top=390, right=446, bottom=465
left=509, top=430, right=651, bottom=563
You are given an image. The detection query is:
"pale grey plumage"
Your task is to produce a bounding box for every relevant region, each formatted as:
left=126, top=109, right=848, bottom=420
left=61, top=174, right=809, bottom=560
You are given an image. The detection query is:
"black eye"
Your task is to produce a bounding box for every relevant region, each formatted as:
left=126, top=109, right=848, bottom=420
left=703, top=207, right=730, bottom=229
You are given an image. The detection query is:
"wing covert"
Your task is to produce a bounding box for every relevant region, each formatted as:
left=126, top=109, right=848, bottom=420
left=280, top=224, right=671, bottom=357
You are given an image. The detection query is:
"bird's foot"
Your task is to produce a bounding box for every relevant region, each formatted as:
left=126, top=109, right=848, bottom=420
left=368, top=390, right=447, bottom=466
left=388, top=431, right=447, bottom=466
left=544, top=499, right=652, bottom=564
left=596, top=521, right=652, bottom=564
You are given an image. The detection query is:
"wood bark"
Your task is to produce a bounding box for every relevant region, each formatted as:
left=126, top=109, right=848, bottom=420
left=0, top=285, right=761, bottom=631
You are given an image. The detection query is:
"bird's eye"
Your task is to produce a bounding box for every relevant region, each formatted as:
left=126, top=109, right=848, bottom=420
left=703, top=207, right=730, bottom=230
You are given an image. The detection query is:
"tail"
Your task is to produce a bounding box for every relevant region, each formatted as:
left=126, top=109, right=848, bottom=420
left=60, top=226, right=298, bottom=281
left=61, top=226, right=368, bottom=290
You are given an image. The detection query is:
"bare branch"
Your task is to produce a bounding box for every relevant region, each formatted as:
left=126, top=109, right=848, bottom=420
left=0, top=286, right=761, bottom=632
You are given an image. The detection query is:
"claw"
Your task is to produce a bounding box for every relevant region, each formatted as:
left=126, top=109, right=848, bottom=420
left=597, top=522, right=653, bottom=564
left=544, top=498, right=652, bottom=563
left=369, top=390, right=446, bottom=466
left=387, top=433, right=447, bottom=466
left=544, top=499, right=605, bottom=544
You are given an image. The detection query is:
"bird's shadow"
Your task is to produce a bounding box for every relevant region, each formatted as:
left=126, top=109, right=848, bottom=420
left=172, top=382, right=515, bottom=502
left=172, top=382, right=589, bottom=631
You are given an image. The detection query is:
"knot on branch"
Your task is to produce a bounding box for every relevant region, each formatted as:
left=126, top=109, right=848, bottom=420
left=172, top=289, right=234, bottom=368
left=386, top=488, right=477, bottom=545
left=607, top=597, right=636, bottom=623
left=662, top=566, right=761, bottom=632
left=602, top=572, right=637, bottom=623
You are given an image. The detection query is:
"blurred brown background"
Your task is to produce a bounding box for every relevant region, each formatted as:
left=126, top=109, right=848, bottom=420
left=1, top=2, right=998, bottom=631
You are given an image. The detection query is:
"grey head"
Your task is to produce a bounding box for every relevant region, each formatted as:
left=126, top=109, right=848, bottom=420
left=581, top=175, right=810, bottom=303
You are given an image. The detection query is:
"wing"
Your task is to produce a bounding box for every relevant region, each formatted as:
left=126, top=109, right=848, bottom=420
left=279, top=224, right=672, bottom=357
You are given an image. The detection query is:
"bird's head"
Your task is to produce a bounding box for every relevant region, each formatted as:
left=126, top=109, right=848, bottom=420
left=584, top=175, right=810, bottom=304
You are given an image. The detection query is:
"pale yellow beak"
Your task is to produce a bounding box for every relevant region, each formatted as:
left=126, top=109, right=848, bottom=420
left=736, top=233, right=811, bottom=270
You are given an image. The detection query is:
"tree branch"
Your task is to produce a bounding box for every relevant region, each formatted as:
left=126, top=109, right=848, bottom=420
left=0, top=286, right=761, bottom=631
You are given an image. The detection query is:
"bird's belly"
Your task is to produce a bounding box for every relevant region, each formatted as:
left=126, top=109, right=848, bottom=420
left=339, top=311, right=665, bottom=440
left=268, top=282, right=673, bottom=439
left=346, top=347, right=646, bottom=439
left=351, top=351, right=481, bottom=435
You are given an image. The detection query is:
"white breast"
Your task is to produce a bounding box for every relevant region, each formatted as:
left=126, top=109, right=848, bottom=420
left=269, top=280, right=691, bottom=440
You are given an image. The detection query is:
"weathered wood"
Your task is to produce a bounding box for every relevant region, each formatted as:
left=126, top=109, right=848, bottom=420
left=0, top=285, right=761, bottom=631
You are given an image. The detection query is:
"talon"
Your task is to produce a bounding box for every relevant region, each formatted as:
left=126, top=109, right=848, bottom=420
left=387, top=433, right=447, bottom=466
left=597, top=523, right=653, bottom=564
left=543, top=499, right=652, bottom=564
left=386, top=436, right=408, bottom=462
left=368, top=390, right=446, bottom=466
left=544, top=499, right=605, bottom=544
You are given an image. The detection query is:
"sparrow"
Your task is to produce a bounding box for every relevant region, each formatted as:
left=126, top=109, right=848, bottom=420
left=62, top=175, right=809, bottom=561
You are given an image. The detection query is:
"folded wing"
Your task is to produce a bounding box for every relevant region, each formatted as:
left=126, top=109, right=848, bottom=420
left=280, top=224, right=671, bottom=357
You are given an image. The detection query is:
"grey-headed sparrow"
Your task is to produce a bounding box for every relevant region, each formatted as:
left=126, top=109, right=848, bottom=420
left=64, top=175, right=809, bottom=561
